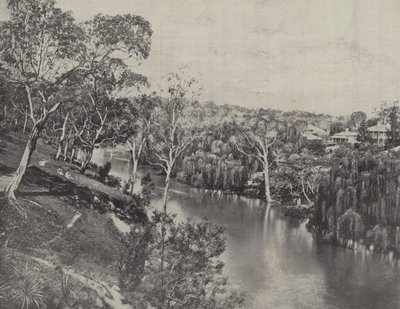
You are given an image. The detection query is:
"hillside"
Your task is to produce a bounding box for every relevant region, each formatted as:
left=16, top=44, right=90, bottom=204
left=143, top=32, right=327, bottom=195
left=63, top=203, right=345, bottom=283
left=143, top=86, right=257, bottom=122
left=0, top=132, right=148, bottom=308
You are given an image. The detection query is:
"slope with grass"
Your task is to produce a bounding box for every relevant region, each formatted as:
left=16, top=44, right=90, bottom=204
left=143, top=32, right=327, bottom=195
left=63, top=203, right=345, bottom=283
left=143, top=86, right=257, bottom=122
left=0, top=131, right=148, bottom=308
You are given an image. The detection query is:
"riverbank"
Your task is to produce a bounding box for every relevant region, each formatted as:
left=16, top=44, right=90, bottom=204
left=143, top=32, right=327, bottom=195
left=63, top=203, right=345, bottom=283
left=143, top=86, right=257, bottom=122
left=175, top=176, right=313, bottom=220
left=127, top=162, right=400, bottom=309
left=96, top=146, right=313, bottom=219
left=0, top=131, right=147, bottom=308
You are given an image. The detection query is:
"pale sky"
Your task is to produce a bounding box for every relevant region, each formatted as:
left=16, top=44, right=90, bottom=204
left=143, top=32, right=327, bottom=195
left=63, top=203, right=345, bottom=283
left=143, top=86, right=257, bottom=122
left=1, top=0, right=400, bottom=116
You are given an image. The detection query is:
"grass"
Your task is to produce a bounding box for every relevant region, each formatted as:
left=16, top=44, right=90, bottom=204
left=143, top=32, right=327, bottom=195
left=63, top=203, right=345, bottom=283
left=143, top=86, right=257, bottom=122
left=0, top=131, right=148, bottom=308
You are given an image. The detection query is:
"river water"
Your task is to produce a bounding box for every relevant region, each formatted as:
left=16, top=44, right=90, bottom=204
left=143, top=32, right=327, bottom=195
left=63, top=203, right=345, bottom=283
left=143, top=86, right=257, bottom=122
left=93, top=148, right=400, bottom=309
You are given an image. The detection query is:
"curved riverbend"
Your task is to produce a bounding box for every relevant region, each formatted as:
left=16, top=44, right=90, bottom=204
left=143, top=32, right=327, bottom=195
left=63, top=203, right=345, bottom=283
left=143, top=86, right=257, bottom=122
left=93, top=149, right=400, bottom=309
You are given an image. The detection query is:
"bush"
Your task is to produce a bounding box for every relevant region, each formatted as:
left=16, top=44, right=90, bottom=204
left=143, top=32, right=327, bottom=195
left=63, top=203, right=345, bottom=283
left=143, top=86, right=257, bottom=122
left=0, top=249, right=46, bottom=309
left=118, top=213, right=245, bottom=309
left=98, top=161, right=112, bottom=182
left=105, top=175, right=121, bottom=188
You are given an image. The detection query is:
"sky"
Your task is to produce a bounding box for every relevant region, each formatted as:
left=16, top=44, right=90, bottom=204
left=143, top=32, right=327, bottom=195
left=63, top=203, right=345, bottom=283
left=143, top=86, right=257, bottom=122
left=1, top=0, right=400, bottom=116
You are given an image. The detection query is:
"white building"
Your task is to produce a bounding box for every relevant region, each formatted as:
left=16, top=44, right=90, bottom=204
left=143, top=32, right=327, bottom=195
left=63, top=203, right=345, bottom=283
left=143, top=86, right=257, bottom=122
left=367, top=123, right=391, bottom=146
left=329, top=128, right=358, bottom=145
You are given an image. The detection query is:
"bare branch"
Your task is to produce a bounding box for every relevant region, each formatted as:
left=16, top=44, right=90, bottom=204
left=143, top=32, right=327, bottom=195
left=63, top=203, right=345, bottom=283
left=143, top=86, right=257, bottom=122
left=148, top=160, right=168, bottom=173
left=10, top=98, right=30, bottom=119
left=48, top=102, right=61, bottom=114
left=235, top=143, right=263, bottom=164
left=154, top=152, right=170, bottom=165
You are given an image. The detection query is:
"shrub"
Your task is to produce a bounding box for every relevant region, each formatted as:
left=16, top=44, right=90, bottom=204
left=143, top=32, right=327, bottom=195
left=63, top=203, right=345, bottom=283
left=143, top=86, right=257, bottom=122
left=105, top=175, right=121, bottom=188
left=0, top=248, right=13, bottom=307
left=98, top=161, right=112, bottom=182
left=11, top=270, right=46, bottom=309
left=118, top=226, right=153, bottom=290
left=118, top=213, right=245, bottom=309
left=46, top=273, right=81, bottom=309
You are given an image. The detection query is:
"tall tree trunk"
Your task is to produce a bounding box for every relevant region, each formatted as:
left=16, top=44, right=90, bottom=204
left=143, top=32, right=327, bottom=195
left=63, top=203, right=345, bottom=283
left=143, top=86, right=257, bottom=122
left=301, top=177, right=311, bottom=204
left=56, top=116, right=68, bottom=160
left=70, top=146, right=76, bottom=163
left=6, top=124, right=40, bottom=200
left=22, top=114, right=27, bottom=134
left=55, top=143, right=63, bottom=160
left=79, top=148, right=93, bottom=174
left=160, top=166, right=171, bottom=307
left=263, top=161, right=272, bottom=204
left=62, top=139, right=69, bottom=161
left=162, top=169, right=171, bottom=213
left=128, top=138, right=145, bottom=195
left=130, top=159, right=139, bottom=195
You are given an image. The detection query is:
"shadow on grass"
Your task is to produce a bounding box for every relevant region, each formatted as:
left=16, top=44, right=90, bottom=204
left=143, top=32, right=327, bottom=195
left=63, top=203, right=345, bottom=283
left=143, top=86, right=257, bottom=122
left=0, top=164, right=15, bottom=175
left=17, top=166, right=148, bottom=224
left=17, top=166, right=97, bottom=204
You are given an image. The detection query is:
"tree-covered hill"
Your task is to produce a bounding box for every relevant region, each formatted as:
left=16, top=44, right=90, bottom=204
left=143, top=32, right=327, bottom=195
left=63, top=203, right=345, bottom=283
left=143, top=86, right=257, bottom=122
left=172, top=102, right=335, bottom=207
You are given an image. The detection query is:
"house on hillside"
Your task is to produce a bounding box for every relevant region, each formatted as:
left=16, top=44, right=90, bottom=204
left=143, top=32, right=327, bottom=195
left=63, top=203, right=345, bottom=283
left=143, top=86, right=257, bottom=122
left=329, top=128, right=358, bottom=145
left=367, top=122, right=391, bottom=146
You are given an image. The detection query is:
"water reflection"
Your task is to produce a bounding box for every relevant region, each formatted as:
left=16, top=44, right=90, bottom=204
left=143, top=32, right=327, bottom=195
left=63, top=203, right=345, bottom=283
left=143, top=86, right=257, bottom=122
left=93, top=149, right=400, bottom=309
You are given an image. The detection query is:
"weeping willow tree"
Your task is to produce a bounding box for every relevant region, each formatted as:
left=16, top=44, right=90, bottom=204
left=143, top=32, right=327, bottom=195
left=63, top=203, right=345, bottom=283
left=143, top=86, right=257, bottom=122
left=310, top=145, right=400, bottom=255
left=177, top=140, right=250, bottom=192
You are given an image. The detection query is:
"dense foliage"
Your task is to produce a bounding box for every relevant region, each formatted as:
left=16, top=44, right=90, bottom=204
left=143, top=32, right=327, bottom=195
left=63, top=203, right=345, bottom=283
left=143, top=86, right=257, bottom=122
left=119, top=213, right=244, bottom=309
left=5, top=0, right=400, bottom=308
left=309, top=145, right=400, bottom=256
left=172, top=104, right=332, bottom=205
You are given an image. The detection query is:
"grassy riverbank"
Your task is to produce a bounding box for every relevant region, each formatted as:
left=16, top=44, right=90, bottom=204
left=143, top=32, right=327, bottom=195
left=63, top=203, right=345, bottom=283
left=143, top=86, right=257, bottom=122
left=0, top=131, right=147, bottom=308
left=0, top=132, right=245, bottom=309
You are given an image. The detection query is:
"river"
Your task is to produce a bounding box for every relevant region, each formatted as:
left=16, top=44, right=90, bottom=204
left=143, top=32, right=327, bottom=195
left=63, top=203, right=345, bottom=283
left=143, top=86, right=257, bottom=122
left=93, top=148, right=400, bottom=309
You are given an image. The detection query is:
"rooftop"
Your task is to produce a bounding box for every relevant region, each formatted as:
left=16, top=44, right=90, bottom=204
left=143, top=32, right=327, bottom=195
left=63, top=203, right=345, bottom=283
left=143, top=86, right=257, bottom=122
left=331, top=130, right=358, bottom=138
left=367, top=124, right=390, bottom=132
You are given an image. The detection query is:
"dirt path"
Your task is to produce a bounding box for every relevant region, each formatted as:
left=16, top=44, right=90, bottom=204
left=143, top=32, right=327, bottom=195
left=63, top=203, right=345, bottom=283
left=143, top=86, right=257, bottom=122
left=30, top=255, right=132, bottom=309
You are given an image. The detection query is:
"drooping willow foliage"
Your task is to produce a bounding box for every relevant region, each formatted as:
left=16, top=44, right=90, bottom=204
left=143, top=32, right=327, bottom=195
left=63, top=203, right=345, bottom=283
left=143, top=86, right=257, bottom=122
left=310, top=146, right=400, bottom=255
left=176, top=135, right=257, bottom=192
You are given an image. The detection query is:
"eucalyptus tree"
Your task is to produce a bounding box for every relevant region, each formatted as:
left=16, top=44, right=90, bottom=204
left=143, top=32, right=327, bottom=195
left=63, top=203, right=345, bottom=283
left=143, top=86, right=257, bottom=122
left=122, top=95, right=157, bottom=193
left=329, top=121, right=346, bottom=136
left=348, top=111, right=367, bottom=131
left=375, top=102, right=393, bottom=125
left=233, top=115, right=277, bottom=205
left=46, top=89, right=75, bottom=161
left=0, top=76, right=24, bottom=131
left=286, top=150, right=327, bottom=205
left=54, top=109, right=71, bottom=161
left=0, top=0, right=85, bottom=200
left=70, top=13, right=151, bottom=174
left=69, top=59, right=148, bottom=174
left=149, top=70, right=200, bottom=213
left=147, top=69, right=201, bottom=305
left=0, top=0, right=152, bottom=200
